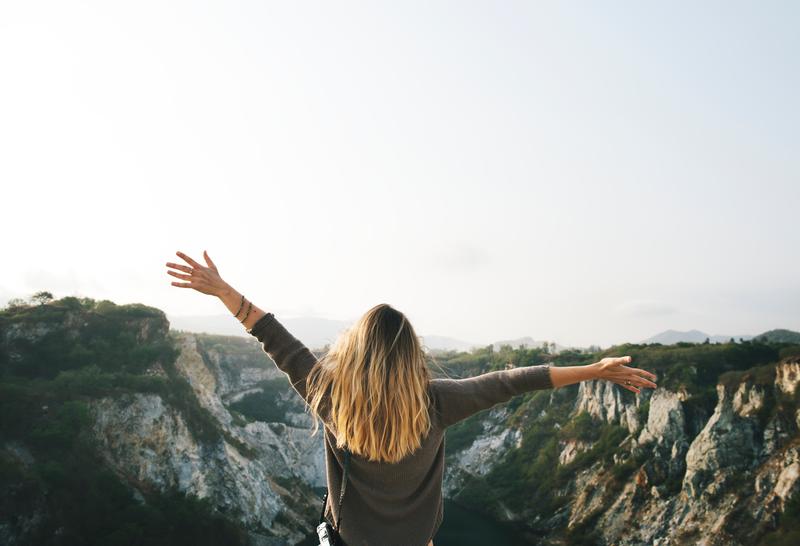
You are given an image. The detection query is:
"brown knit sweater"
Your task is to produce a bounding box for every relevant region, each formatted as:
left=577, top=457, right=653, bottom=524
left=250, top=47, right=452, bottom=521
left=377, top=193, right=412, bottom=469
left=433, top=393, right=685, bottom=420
left=248, top=312, right=553, bottom=546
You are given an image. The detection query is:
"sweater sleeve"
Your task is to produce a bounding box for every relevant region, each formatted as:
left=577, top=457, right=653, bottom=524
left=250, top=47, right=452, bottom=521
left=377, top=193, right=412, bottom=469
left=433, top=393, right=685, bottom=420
left=248, top=312, right=319, bottom=403
left=431, top=365, right=553, bottom=428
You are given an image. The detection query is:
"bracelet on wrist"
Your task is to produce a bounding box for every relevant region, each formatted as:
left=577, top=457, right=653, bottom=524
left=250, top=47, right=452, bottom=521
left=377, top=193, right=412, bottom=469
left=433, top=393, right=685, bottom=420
left=240, top=300, right=253, bottom=323
left=234, top=294, right=245, bottom=319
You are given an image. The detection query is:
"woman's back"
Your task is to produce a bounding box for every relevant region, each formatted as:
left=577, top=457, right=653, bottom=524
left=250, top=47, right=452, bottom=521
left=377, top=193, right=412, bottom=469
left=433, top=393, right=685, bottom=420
left=320, top=399, right=447, bottom=546
left=249, top=311, right=552, bottom=546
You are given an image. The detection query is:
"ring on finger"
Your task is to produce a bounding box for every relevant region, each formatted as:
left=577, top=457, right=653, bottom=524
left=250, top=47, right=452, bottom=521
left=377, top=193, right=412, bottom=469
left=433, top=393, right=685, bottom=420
left=625, top=380, right=632, bottom=386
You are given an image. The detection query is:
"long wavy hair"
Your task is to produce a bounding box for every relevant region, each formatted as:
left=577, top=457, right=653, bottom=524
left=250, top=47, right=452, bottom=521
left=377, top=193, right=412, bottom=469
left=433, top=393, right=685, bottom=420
left=305, top=303, right=433, bottom=463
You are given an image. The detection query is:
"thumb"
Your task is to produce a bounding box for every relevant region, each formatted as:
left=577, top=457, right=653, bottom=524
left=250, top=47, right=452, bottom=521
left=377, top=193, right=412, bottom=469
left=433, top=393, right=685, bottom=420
left=203, top=250, right=217, bottom=270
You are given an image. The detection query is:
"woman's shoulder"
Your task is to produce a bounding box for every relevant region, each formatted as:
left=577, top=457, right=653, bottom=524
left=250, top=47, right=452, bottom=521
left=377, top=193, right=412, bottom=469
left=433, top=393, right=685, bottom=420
left=427, top=377, right=459, bottom=402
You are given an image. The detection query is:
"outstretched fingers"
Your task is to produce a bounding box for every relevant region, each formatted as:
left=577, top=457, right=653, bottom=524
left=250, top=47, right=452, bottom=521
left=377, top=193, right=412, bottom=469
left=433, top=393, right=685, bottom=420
left=167, top=254, right=197, bottom=288
left=632, top=366, right=658, bottom=381
left=624, top=367, right=658, bottom=387
left=610, top=371, right=657, bottom=394
left=176, top=251, right=202, bottom=269
left=609, top=374, right=643, bottom=394
left=617, top=380, right=640, bottom=394
left=166, top=262, right=192, bottom=273
left=167, top=270, right=191, bottom=281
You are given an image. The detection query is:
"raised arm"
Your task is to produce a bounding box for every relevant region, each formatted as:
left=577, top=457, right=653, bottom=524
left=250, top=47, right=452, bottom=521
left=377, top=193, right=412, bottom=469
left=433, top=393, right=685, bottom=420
left=246, top=313, right=319, bottom=402
left=216, top=283, right=268, bottom=334
left=166, top=250, right=319, bottom=402
left=431, top=365, right=553, bottom=428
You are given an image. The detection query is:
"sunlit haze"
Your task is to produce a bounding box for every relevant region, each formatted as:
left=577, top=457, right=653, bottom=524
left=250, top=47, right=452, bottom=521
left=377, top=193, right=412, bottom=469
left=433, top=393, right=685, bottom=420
left=2, top=1, right=798, bottom=348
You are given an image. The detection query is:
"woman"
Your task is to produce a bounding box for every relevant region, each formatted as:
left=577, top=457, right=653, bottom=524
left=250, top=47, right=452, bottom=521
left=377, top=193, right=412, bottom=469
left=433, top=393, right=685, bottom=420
left=166, top=250, right=658, bottom=546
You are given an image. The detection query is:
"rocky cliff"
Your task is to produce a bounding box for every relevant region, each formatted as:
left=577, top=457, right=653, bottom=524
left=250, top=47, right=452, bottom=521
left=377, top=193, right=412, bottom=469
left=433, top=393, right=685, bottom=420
left=3, top=298, right=800, bottom=545
left=0, top=299, right=326, bottom=546
left=442, top=355, right=800, bottom=545
left=87, top=331, right=327, bottom=545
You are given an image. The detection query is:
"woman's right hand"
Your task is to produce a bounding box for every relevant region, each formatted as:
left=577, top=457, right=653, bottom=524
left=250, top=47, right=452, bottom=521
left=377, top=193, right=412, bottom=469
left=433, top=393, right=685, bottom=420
left=166, top=250, right=231, bottom=298
left=593, top=356, right=658, bottom=394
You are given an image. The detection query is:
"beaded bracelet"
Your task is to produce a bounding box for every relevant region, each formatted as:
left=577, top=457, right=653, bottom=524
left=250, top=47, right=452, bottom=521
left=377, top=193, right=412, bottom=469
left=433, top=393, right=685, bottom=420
left=234, top=294, right=245, bottom=319
left=240, top=300, right=253, bottom=323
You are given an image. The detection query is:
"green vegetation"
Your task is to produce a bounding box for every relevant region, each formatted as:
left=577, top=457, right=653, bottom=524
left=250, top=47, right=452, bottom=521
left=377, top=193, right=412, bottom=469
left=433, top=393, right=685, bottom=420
left=596, top=341, right=780, bottom=397
left=453, top=404, right=633, bottom=527
left=779, top=346, right=800, bottom=359
left=427, top=343, right=555, bottom=380
left=428, top=335, right=789, bottom=407
left=759, top=493, right=800, bottom=546
left=0, top=296, right=175, bottom=379
left=636, top=398, right=650, bottom=424
left=0, top=295, right=256, bottom=544
left=159, top=354, right=258, bottom=458
left=439, top=337, right=800, bottom=540
left=719, top=362, right=778, bottom=389
left=0, top=393, right=249, bottom=546
left=755, top=329, right=800, bottom=344
left=445, top=413, right=485, bottom=456
left=194, top=333, right=279, bottom=376
left=680, top=388, right=717, bottom=439
left=565, top=508, right=604, bottom=546
left=228, top=377, right=302, bottom=425
left=4, top=294, right=800, bottom=544
left=558, top=411, right=597, bottom=442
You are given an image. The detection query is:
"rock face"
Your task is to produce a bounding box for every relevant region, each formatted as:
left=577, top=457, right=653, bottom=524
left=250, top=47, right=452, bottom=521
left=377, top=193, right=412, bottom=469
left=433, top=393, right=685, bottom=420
left=85, top=331, right=326, bottom=545
left=82, top=331, right=800, bottom=545
left=443, top=356, right=800, bottom=545
left=92, top=394, right=285, bottom=527
left=173, top=333, right=325, bottom=485
left=443, top=405, right=522, bottom=498
left=5, top=304, right=800, bottom=545
left=776, top=359, right=800, bottom=396
left=575, top=378, right=643, bottom=433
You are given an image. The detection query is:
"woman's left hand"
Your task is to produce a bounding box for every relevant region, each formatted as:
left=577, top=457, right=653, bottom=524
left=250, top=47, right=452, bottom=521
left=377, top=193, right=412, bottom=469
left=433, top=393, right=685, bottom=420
left=594, top=356, right=658, bottom=394
left=166, top=250, right=230, bottom=297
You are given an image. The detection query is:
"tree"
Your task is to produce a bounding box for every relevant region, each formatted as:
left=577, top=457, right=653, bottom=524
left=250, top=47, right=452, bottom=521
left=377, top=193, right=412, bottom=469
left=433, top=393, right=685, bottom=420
left=4, top=297, right=30, bottom=311
left=32, top=291, right=54, bottom=305
left=703, top=337, right=710, bottom=345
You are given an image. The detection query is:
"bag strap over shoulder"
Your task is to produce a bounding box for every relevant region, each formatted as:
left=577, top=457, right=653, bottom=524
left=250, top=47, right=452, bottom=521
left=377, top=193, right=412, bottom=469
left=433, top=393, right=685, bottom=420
left=335, top=448, right=351, bottom=530
left=318, top=447, right=352, bottom=531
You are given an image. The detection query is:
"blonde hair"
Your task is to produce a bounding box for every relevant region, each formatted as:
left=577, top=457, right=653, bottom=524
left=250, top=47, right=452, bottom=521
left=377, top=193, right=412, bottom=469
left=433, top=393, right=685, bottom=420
left=305, top=303, right=432, bottom=463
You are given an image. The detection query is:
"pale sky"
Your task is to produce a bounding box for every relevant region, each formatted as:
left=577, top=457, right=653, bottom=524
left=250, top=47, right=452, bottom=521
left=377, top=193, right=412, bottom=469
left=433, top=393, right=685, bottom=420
left=2, top=1, right=798, bottom=348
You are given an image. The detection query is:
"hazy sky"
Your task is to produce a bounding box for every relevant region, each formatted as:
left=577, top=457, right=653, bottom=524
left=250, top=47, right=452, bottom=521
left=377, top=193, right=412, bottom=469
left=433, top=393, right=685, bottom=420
left=2, top=1, right=798, bottom=348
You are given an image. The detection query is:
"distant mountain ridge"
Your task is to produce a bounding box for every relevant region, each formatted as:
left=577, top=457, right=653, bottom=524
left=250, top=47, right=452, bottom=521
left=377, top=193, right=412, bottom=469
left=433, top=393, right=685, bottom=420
left=167, top=313, right=352, bottom=350
left=418, top=335, right=481, bottom=353
left=641, top=329, right=754, bottom=344
left=168, top=313, right=487, bottom=353
left=168, top=316, right=570, bottom=354
left=641, top=328, right=800, bottom=345
left=167, top=313, right=800, bottom=353
left=489, top=336, right=570, bottom=353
